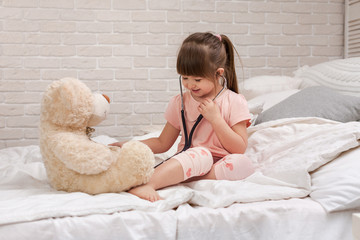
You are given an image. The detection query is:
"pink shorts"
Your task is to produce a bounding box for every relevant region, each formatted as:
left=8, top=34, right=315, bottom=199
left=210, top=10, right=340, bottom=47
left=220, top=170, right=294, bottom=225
left=173, top=147, right=255, bottom=181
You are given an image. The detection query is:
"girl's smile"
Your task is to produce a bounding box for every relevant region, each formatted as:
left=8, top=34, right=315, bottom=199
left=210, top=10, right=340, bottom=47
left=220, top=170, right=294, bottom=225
left=191, top=88, right=200, bottom=93
left=181, top=75, right=222, bottom=101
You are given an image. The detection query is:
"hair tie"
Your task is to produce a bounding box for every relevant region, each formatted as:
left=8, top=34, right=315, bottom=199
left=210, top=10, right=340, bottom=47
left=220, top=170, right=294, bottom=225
left=215, top=34, right=222, bottom=41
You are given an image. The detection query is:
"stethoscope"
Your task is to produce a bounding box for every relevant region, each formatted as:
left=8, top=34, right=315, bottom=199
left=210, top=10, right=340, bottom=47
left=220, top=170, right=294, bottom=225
left=154, top=75, right=227, bottom=168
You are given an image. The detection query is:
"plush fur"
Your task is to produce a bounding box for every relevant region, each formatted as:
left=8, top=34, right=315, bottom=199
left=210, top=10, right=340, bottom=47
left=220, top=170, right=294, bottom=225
left=39, top=78, right=155, bottom=194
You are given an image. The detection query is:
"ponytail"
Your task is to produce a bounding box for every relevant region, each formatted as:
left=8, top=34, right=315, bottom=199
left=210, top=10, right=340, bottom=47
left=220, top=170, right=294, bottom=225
left=220, top=34, right=243, bottom=94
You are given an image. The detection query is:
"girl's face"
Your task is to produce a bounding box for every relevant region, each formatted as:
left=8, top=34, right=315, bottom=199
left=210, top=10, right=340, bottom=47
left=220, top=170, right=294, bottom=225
left=181, top=75, right=221, bottom=101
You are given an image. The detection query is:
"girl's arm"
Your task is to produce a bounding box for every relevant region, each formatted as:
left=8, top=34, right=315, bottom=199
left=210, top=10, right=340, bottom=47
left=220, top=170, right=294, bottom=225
left=198, top=98, right=248, bottom=154
left=110, top=122, right=180, bottom=154
left=211, top=119, right=248, bottom=154
left=140, top=122, right=180, bottom=154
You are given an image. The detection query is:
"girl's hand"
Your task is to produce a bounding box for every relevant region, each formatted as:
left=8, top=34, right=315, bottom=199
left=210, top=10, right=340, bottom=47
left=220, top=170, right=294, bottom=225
left=197, top=98, right=221, bottom=124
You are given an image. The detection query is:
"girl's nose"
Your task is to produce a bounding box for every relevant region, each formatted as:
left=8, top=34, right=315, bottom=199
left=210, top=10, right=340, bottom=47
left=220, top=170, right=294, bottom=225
left=189, top=82, right=197, bottom=88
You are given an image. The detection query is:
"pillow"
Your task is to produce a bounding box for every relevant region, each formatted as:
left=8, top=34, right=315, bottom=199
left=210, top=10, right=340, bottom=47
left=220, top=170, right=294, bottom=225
left=255, top=86, right=360, bottom=125
left=294, top=57, right=360, bottom=97
left=241, top=75, right=302, bottom=100
left=247, top=89, right=299, bottom=112
left=247, top=89, right=299, bottom=125
left=310, top=146, right=360, bottom=212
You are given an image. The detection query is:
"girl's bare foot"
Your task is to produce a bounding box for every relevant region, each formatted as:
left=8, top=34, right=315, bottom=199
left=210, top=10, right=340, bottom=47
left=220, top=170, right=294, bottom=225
left=128, top=184, right=161, bottom=202
left=128, top=158, right=184, bottom=202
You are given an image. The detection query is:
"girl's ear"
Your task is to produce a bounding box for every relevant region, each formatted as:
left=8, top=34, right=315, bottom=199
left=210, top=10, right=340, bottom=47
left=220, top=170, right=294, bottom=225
left=216, top=68, right=225, bottom=76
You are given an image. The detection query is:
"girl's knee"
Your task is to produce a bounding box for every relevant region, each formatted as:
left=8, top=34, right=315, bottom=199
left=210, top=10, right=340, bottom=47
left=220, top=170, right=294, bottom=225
left=214, top=154, right=255, bottom=181
left=173, top=147, right=213, bottom=180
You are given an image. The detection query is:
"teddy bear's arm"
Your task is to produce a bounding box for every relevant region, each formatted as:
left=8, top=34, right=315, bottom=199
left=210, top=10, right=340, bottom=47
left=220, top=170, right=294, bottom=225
left=51, top=133, right=116, bottom=175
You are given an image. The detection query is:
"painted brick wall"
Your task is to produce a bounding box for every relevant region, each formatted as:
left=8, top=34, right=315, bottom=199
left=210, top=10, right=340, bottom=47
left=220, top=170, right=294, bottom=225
left=0, top=0, right=344, bottom=148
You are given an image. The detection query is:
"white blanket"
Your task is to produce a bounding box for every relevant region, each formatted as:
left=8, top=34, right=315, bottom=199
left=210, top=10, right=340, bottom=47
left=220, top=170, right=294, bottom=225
left=1, top=117, right=359, bottom=225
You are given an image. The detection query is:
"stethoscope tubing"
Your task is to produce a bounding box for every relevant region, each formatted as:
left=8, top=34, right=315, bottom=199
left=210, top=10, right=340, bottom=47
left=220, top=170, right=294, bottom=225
left=154, top=75, right=226, bottom=168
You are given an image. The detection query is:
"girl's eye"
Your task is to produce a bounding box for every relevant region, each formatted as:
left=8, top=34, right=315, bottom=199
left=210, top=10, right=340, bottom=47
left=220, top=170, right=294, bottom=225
left=195, top=79, right=201, bottom=82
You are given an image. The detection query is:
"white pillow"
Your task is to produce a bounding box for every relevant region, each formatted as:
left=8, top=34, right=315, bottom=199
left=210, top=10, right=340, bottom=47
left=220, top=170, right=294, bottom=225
left=294, top=57, right=360, bottom=97
left=247, top=100, right=264, bottom=115
left=310, top=146, right=360, bottom=212
left=241, top=75, right=302, bottom=100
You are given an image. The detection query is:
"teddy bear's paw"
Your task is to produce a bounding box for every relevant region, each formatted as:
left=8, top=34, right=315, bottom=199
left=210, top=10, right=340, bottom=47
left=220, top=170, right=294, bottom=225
left=120, top=140, right=155, bottom=167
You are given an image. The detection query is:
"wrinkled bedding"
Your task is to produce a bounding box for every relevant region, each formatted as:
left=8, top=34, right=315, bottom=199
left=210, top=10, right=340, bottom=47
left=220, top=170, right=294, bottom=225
left=0, top=198, right=354, bottom=240
left=1, top=117, right=359, bottom=226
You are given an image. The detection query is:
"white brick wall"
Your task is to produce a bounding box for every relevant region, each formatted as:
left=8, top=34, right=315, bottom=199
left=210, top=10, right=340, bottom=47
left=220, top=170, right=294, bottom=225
left=0, top=0, right=344, bottom=148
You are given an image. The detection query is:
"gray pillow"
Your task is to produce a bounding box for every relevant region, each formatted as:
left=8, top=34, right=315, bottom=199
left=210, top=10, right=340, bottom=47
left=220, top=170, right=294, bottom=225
left=255, top=86, right=360, bottom=125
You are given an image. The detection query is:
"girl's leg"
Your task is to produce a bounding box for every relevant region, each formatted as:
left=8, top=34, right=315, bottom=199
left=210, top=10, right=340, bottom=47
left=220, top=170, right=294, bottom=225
left=214, top=154, right=255, bottom=180
left=188, top=154, right=255, bottom=181
left=128, top=158, right=184, bottom=202
left=128, top=147, right=213, bottom=202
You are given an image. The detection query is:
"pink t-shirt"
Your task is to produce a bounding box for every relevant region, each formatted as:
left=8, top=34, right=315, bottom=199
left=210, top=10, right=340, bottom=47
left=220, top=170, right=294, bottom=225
left=164, top=89, right=251, bottom=159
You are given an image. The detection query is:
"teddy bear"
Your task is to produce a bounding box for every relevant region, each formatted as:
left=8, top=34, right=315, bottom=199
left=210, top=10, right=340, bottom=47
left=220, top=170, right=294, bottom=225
left=39, top=77, right=155, bottom=194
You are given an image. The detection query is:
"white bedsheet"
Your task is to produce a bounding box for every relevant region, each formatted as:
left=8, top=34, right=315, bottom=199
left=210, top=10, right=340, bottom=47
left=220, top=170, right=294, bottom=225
left=176, top=198, right=354, bottom=240
left=0, top=117, right=359, bottom=226
left=0, top=198, right=354, bottom=240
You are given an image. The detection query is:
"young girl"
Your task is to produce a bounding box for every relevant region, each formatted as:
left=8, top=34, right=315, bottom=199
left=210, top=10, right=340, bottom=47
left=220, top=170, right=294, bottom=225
left=111, top=32, right=255, bottom=202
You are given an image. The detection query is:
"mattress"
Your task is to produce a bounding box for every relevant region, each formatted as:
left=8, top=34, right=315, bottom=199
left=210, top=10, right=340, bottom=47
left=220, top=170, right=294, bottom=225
left=0, top=198, right=353, bottom=240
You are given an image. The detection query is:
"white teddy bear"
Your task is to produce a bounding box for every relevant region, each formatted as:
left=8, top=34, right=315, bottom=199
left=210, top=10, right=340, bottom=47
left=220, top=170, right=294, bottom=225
left=39, top=78, right=154, bottom=194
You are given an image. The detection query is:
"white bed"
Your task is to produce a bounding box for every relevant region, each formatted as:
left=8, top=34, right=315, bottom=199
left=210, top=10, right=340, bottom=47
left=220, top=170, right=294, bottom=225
left=1, top=57, right=360, bottom=240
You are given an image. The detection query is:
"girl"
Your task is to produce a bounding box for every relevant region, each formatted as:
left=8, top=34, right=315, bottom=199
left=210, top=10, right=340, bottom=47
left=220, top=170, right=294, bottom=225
left=111, top=32, right=255, bottom=202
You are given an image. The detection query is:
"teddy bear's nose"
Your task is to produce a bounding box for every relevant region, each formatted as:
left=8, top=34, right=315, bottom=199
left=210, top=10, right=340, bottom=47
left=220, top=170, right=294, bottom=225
left=102, top=94, right=110, bottom=103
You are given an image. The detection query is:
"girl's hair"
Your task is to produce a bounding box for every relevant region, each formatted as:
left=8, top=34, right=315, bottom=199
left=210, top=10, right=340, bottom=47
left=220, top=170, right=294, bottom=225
left=176, top=32, right=242, bottom=93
